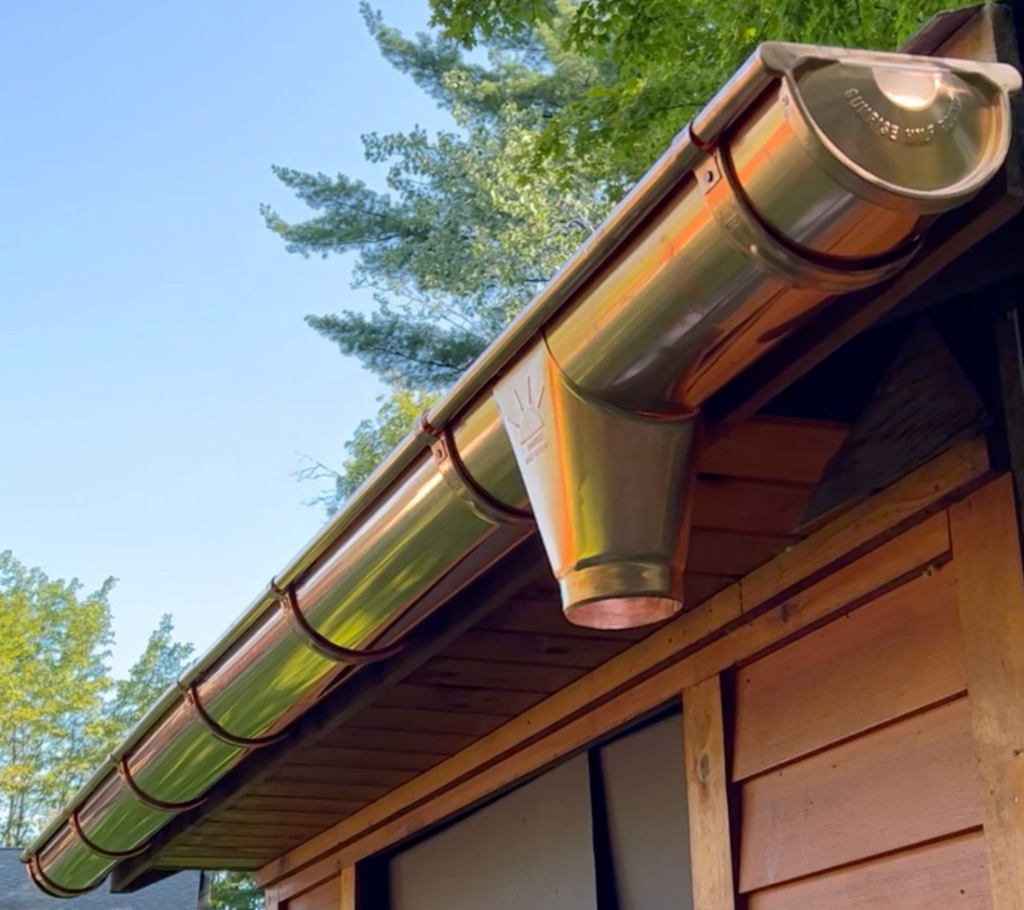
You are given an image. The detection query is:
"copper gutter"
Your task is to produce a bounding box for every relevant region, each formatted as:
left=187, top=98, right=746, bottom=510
left=21, top=43, right=1020, bottom=895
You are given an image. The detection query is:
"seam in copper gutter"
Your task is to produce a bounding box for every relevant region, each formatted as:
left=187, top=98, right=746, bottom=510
left=20, top=41, right=1020, bottom=895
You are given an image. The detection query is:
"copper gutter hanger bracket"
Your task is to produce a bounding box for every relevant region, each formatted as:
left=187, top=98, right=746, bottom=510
left=273, top=580, right=406, bottom=666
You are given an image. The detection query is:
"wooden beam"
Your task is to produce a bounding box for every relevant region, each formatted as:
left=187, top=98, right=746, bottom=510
left=340, top=866, right=355, bottom=910
left=995, top=293, right=1024, bottom=530
left=260, top=454, right=964, bottom=897
left=683, top=675, right=736, bottom=910
left=950, top=476, right=1024, bottom=910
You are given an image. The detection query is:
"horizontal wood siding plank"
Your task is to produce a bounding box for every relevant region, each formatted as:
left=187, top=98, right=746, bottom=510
left=241, top=797, right=368, bottom=816
left=739, top=697, right=982, bottom=892
left=733, top=559, right=965, bottom=780
left=285, top=877, right=338, bottom=910
left=688, top=530, right=796, bottom=578
left=278, top=748, right=443, bottom=772
left=161, top=857, right=264, bottom=869
left=175, top=832, right=314, bottom=850
left=748, top=831, right=990, bottom=910
left=165, top=847, right=276, bottom=860
left=315, top=727, right=476, bottom=755
left=191, top=819, right=328, bottom=837
left=258, top=765, right=418, bottom=788
left=251, top=782, right=392, bottom=802
left=218, top=810, right=345, bottom=828
left=700, top=418, right=847, bottom=485
left=341, top=707, right=508, bottom=737
left=692, top=478, right=810, bottom=536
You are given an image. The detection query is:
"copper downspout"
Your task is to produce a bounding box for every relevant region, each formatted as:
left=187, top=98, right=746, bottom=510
left=22, top=43, right=1020, bottom=895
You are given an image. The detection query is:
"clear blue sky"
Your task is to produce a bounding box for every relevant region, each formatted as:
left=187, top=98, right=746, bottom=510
left=0, top=0, right=452, bottom=675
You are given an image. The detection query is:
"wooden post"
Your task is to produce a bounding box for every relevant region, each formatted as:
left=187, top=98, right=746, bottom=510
left=950, top=476, right=1024, bottom=910
left=683, top=675, right=736, bottom=910
left=339, top=866, right=356, bottom=910
left=995, top=296, right=1024, bottom=530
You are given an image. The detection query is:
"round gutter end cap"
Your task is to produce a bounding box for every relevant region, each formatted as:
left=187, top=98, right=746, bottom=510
left=783, top=53, right=1018, bottom=213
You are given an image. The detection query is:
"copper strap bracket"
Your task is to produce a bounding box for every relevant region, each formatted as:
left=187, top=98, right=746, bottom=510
left=698, top=151, right=921, bottom=292
left=28, top=855, right=97, bottom=898
left=420, top=413, right=534, bottom=527
left=115, top=756, right=206, bottom=813
left=183, top=682, right=290, bottom=750
left=69, top=811, right=149, bottom=861
left=272, top=580, right=405, bottom=666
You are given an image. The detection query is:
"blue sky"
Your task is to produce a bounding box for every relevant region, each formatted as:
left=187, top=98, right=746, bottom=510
left=0, top=0, right=452, bottom=675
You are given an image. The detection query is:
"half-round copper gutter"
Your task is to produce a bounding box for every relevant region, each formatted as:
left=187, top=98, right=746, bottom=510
left=21, top=43, right=1020, bottom=896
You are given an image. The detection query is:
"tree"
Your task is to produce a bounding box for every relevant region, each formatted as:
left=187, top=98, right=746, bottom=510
left=106, top=613, right=195, bottom=737
left=209, top=871, right=264, bottom=910
left=263, top=1, right=609, bottom=392
left=427, top=0, right=977, bottom=186
left=300, top=385, right=439, bottom=515
left=269, top=4, right=611, bottom=508
left=0, top=551, right=114, bottom=846
left=0, top=552, right=195, bottom=848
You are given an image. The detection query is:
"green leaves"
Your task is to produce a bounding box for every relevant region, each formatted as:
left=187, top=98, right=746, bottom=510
left=106, top=614, right=195, bottom=735
left=299, top=385, right=440, bottom=516
left=0, top=552, right=193, bottom=848
left=424, top=0, right=976, bottom=186
left=208, top=870, right=264, bottom=910
left=0, top=551, right=115, bottom=846
left=266, top=11, right=607, bottom=398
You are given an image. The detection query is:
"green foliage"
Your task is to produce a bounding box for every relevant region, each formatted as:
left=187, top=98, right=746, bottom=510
left=429, top=0, right=977, bottom=185
left=0, top=551, right=193, bottom=848
left=106, top=613, right=195, bottom=737
left=209, top=870, right=264, bottom=910
left=270, top=4, right=611, bottom=509
left=0, top=551, right=114, bottom=846
left=300, top=385, right=439, bottom=516
left=264, top=2, right=608, bottom=391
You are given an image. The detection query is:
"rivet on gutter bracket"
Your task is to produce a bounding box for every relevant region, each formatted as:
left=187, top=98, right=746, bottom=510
left=183, top=682, right=291, bottom=750
left=115, top=756, right=207, bottom=813
left=273, top=580, right=406, bottom=665
left=28, top=855, right=96, bottom=898
left=421, top=415, right=534, bottom=527
left=69, top=810, right=150, bottom=861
